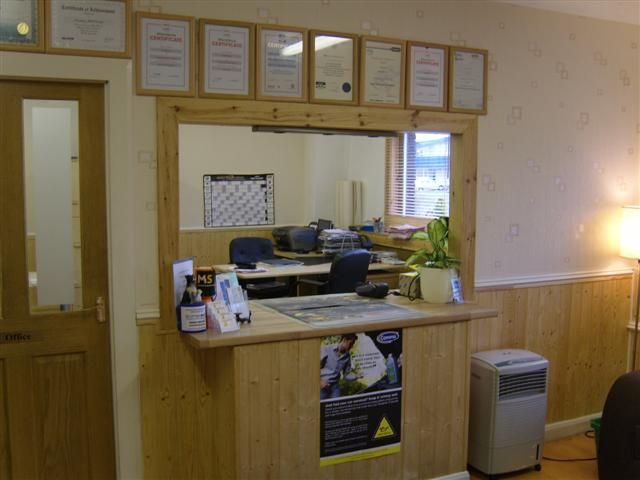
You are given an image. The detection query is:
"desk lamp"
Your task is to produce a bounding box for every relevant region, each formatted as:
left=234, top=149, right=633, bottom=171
left=620, top=206, right=640, bottom=370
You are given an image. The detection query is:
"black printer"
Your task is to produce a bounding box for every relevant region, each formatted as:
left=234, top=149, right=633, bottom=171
left=272, top=226, right=317, bottom=253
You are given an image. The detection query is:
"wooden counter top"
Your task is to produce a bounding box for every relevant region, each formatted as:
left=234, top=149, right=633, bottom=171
left=184, top=294, right=497, bottom=349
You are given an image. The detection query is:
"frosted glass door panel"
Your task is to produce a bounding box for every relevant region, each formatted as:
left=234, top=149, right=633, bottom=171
left=23, top=100, right=82, bottom=311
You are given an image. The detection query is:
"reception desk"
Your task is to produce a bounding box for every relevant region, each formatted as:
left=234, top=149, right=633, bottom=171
left=181, top=294, right=496, bottom=480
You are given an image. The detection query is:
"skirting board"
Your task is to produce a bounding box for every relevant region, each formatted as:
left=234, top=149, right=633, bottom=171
left=544, top=413, right=601, bottom=441
left=432, top=471, right=469, bottom=480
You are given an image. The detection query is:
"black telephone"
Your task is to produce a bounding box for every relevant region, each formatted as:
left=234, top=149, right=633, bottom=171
left=359, top=234, right=373, bottom=250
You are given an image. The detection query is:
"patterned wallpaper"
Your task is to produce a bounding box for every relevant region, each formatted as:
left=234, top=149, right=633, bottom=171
left=140, top=0, right=639, bottom=285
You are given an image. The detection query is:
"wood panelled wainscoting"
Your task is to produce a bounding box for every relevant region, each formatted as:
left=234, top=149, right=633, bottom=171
left=474, top=274, right=631, bottom=424
left=138, top=273, right=631, bottom=477
left=139, top=321, right=470, bottom=479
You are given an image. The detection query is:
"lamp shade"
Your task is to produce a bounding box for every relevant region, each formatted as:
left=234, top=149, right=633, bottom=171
left=620, top=206, right=640, bottom=259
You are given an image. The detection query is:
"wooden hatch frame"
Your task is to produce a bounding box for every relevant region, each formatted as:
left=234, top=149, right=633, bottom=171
left=156, top=97, right=478, bottom=331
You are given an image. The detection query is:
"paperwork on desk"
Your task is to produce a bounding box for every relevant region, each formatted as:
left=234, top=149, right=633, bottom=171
left=259, top=294, right=423, bottom=327
left=259, top=258, right=304, bottom=267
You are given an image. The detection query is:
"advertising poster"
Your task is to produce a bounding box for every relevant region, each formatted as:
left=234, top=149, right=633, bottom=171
left=320, top=329, right=402, bottom=466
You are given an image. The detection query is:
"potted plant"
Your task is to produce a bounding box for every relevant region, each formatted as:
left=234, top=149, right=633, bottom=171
left=405, top=216, right=460, bottom=303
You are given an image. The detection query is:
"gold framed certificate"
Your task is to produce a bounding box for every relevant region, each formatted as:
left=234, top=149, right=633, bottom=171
left=309, top=30, right=358, bottom=106
left=46, top=0, right=130, bottom=58
left=360, top=36, right=405, bottom=108
left=0, top=0, right=44, bottom=52
left=449, top=46, right=488, bottom=115
left=256, top=24, right=307, bottom=102
left=136, top=12, right=195, bottom=97
left=406, top=41, right=448, bottom=111
left=199, top=18, right=254, bottom=99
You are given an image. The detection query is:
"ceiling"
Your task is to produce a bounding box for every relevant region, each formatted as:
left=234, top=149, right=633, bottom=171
left=498, top=0, right=640, bottom=26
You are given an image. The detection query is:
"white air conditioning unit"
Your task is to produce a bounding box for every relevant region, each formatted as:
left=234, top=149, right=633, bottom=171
left=468, top=349, right=548, bottom=477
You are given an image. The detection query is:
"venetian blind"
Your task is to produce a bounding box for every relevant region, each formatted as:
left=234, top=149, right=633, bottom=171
left=384, top=132, right=451, bottom=223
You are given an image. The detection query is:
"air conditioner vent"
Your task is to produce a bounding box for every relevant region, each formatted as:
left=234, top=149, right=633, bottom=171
left=498, top=368, right=547, bottom=400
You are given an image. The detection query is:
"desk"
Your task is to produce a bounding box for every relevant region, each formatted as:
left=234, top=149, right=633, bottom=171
left=213, top=260, right=406, bottom=280
left=183, top=295, right=497, bottom=479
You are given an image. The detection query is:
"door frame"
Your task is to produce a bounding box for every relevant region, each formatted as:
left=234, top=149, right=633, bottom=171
left=0, top=52, right=141, bottom=478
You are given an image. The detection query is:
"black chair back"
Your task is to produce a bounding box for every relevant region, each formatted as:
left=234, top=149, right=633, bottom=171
left=327, top=249, right=371, bottom=294
left=598, top=370, right=640, bottom=480
left=229, top=237, right=275, bottom=264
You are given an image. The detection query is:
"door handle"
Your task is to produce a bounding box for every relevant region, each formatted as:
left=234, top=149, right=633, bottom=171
left=96, top=296, right=105, bottom=323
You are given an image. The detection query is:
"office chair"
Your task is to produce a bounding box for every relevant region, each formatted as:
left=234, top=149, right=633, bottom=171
left=228, top=237, right=289, bottom=299
left=298, top=249, right=371, bottom=295
left=598, top=370, right=640, bottom=480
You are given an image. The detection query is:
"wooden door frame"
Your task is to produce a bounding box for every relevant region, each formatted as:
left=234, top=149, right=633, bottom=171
left=0, top=79, right=115, bottom=478
left=156, top=97, right=479, bottom=332
left=0, top=53, right=141, bottom=478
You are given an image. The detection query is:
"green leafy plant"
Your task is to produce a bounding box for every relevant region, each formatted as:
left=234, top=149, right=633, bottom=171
left=405, top=217, right=460, bottom=270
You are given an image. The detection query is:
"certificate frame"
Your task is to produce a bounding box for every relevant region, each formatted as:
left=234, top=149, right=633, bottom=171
left=45, top=0, right=131, bottom=58
left=135, top=12, right=195, bottom=97
left=256, top=24, right=308, bottom=103
left=359, top=35, right=406, bottom=109
left=199, top=18, right=254, bottom=100
left=309, top=30, right=358, bottom=106
left=406, top=41, right=448, bottom=112
left=448, top=46, right=488, bottom=115
left=0, top=0, right=44, bottom=52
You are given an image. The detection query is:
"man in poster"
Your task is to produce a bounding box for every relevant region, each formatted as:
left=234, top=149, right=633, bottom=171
left=320, top=333, right=361, bottom=399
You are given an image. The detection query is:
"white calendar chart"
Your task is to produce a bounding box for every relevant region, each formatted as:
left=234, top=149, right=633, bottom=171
left=203, top=174, right=275, bottom=227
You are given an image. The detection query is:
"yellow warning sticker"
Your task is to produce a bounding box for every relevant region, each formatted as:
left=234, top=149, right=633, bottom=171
left=373, top=416, right=395, bottom=439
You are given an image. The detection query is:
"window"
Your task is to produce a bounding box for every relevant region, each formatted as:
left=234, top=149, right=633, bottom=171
left=385, top=132, right=450, bottom=223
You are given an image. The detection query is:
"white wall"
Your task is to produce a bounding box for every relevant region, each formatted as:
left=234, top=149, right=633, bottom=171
left=346, top=136, right=386, bottom=222
left=138, top=0, right=638, bottom=288
left=179, top=125, right=306, bottom=228
left=179, top=126, right=384, bottom=229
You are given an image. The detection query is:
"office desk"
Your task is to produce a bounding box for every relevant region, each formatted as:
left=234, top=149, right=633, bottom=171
left=213, top=260, right=406, bottom=280
left=183, top=295, right=498, bottom=479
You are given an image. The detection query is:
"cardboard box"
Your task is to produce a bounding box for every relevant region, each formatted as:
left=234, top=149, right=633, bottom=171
left=399, top=272, right=420, bottom=299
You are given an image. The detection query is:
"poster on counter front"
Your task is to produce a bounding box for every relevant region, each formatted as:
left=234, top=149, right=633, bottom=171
left=136, top=12, right=194, bottom=96
left=47, top=0, right=129, bottom=57
left=320, top=329, right=403, bottom=467
left=200, top=19, right=253, bottom=98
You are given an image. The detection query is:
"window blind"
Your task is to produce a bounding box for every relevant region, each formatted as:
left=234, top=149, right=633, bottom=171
left=385, top=132, right=451, bottom=222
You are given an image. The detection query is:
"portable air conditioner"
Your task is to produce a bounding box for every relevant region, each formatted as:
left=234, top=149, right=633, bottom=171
left=468, top=349, right=548, bottom=477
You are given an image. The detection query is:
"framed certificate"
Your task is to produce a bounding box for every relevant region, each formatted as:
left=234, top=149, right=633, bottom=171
left=449, top=46, right=488, bottom=115
left=406, top=41, right=448, bottom=111
left=360, top=36, right=405, bottom=108
left=309, top=30, right=358, bottom=105
left=256, top=24, right=307, bottom=102
left=136, top=12, right=195, bottom=96
left=0, top=0, right=44, bottom=52
left=199, top=19, right=254, bottom=99
left=46, top=0, right=130, bottom=58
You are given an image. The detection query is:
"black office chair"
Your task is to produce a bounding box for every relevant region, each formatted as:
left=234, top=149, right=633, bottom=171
left=299, top=249, right=371, bottom=295
left=598, top=370, right=640, bottom=480
left=229, top=237, right=289, bottom=299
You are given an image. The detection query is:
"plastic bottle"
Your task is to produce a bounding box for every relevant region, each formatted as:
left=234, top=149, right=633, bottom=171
left=177, top=274, right=206, bottom=332
left=386, top=354, right=398, bottom=384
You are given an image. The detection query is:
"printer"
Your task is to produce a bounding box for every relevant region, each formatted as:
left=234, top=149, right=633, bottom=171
left=272, top=226, right=317, bottom=253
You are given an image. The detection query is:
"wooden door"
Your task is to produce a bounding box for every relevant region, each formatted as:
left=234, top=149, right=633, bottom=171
left=0, top=80, right=115, bottom=478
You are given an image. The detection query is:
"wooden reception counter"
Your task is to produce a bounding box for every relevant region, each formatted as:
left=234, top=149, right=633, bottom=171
left=183, top=295, right=497, bottom=480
